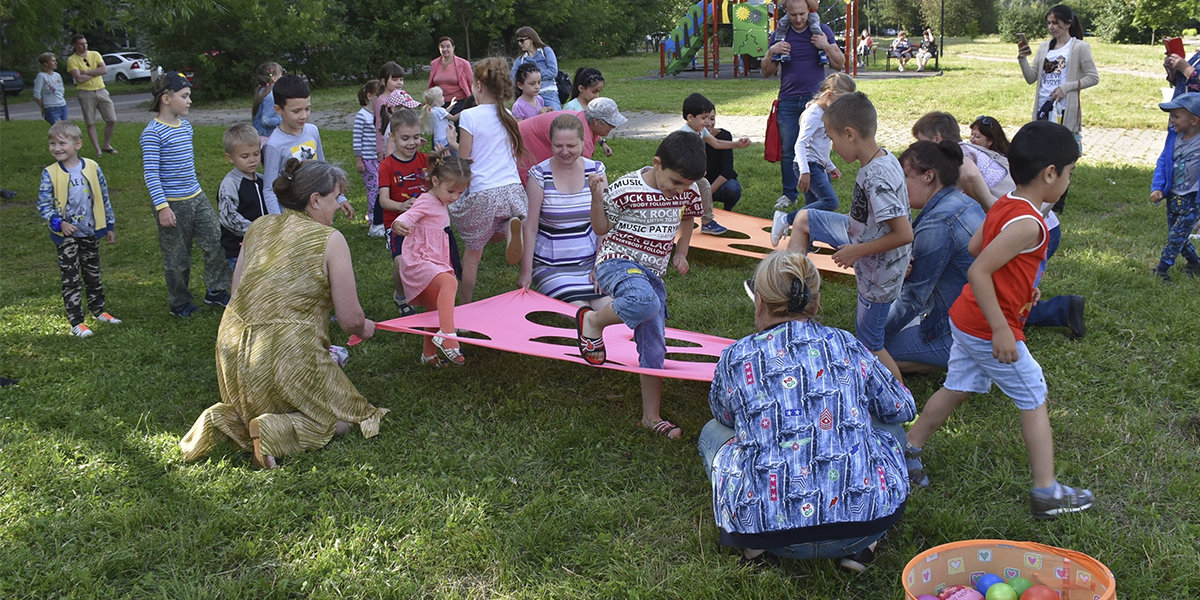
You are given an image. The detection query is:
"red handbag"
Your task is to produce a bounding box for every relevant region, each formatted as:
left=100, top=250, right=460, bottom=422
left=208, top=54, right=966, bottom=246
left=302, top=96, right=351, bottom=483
left=764, top=99, right=781, bottom=163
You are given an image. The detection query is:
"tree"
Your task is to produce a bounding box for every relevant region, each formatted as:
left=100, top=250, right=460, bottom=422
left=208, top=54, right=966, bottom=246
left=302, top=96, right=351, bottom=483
left=0, top=0, right=130, bottom=78
left=918, top=0, right=997, bottom=37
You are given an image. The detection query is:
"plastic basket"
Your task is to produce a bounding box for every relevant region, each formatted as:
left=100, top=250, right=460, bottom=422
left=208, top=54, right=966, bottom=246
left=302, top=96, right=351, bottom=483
left=901, top=539, right=1116, bottom=599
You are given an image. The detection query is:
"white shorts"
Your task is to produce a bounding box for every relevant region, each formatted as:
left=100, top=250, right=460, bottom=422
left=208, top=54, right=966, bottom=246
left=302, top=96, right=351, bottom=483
left=943, top=322, right=1047, bottom=410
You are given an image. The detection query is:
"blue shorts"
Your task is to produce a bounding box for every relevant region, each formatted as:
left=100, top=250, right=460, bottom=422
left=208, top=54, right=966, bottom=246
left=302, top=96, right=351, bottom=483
left=944, top=322, right=1047, bottom=410
left=593, top=258, right=667, bottom=369
left=804, top=208, right=852, bottom=249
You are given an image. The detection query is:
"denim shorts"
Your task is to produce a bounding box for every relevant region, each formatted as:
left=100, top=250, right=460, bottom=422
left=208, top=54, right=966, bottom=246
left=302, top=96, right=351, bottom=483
left=593, top=258, right=667, bottom=369
left=805, top=208, right=852, bottom=249
left=944, top=323, right=1047, bottom=410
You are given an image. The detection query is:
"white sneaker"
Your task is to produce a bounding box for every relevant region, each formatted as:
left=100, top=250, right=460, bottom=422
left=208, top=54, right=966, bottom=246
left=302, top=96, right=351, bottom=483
left=95, top=312, right=122, bottom=324
left=1190, top=233, right=1200, bottom=242
left=770, top=210, right=790, bottom=246
left=368, top=223, right=386, bottom=238
left=70, top=324, right=94, bottom=338
left=773, top=195, right=792, bottom=211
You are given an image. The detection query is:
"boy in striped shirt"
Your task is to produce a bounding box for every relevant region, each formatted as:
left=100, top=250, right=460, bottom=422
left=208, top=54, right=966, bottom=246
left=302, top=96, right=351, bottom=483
left=140, top=72, right=232, bottom=317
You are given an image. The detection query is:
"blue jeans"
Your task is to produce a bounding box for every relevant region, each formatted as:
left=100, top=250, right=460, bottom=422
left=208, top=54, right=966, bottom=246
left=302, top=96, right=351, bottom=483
left=801, top=162, right=839, bottom=211
left=884, top=323, right=951, bottom=369
left=777, top=95, right=815, bottom=202
left=1025, top=225, right=1069, bottom=328
left=540, top=89, right=561, bottom=111
left=43, top=105, right=69, bottom=124
left=712, top=178, right=742, bottom=211
left=593, top=259, right=667, bottom=368
left=697, top=417, right=902, bottom=559
left=1159, top=192, right=1200, bottom=267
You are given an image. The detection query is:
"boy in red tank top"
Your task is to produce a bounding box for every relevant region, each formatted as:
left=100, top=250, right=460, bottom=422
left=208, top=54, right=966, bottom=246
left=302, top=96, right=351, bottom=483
left=904, top=121, right=1095, bottom=520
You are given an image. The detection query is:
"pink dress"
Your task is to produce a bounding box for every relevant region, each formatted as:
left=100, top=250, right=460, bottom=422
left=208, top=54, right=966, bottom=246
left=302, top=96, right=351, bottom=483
left=394, top=192, right=453, bottom=300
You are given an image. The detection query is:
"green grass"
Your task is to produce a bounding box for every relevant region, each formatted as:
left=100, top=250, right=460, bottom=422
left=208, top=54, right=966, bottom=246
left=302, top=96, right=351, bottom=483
left=2, top=48, right=1200, bottom=598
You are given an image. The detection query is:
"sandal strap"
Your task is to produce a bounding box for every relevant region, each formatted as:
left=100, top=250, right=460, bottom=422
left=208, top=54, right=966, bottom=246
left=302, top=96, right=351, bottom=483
left=651, top=420, right=679, bottom=435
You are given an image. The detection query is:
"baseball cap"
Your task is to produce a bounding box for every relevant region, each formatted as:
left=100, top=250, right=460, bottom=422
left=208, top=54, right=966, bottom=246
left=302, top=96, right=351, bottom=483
left=585, top=97, right=627, bottom=128
left=151, top=71, right=192, bottom=111
left=1159, top=92, right=1200, bottom=118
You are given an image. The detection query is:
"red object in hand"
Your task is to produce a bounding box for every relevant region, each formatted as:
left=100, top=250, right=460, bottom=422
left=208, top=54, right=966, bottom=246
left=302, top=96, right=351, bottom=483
left=1165, top=37, right=1186, bottom=58
left=347, top=335, right=364, bottom=346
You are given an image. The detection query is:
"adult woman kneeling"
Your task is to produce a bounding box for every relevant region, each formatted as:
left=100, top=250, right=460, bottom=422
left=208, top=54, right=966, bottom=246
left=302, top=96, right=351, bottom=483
left=884, top=141, right=985, bottom=374
left=180, top=159, right=388, bottom=469
left=699, top=251, right=916, bottom=568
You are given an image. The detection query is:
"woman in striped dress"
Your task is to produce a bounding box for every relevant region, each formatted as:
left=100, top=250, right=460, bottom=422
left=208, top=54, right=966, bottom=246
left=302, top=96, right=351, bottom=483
left=518, top=114, right=609, bottom=308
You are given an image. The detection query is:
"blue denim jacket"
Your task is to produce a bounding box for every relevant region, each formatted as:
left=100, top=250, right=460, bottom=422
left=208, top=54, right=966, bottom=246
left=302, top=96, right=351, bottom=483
left=510, top=47, right=558, bottom=90
left=885, top=187, right=984, bottom=343
left=708, top=320, right=915, bottom=536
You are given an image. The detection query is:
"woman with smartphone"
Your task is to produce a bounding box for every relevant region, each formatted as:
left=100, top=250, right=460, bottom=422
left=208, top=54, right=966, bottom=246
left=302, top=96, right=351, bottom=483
left=1016, top=4, right=1099, bottom=150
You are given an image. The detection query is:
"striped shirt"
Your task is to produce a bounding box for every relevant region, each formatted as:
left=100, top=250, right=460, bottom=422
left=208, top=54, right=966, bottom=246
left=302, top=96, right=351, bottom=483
left=140, top=118, right=201, bottom=209
left=352, top=107, right=378, bottom=160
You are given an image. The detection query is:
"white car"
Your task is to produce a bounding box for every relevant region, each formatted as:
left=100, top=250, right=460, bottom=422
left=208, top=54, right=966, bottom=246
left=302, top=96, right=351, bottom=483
left=101, top=52, right=154, bottom=83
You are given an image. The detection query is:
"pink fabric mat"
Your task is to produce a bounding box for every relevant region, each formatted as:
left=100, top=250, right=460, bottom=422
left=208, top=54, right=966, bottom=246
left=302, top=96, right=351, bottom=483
left=682, top=208, right=854, bottom=276
left=375, top=289, right=734, bottom=381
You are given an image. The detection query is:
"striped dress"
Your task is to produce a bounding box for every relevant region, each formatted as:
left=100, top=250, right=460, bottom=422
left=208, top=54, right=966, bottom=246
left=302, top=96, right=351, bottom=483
left=529, top=158, right=604, bottom=303
left=180, top=210, right=388, bottom=462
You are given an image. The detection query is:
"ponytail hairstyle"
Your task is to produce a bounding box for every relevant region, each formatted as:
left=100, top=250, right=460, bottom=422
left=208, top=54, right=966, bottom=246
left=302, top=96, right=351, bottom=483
left=473, top=57, right=526, bottom=158
left=899, top=140, right=964, bottom=189
left=969, top=115, right=1010, bottom=155
left=273, top=159, right=349, bottom=212
left=428, top=154, right=473, bottom=189
left=752, top=251, right=822, bottom=319
left=515, top=62, right=541, bottom=90
left=421, top=86, right=444, bottom=136
left=358, top=79, right=382, bottom=107
left=1047, top=4, right=1084, bottom=49
left=252, top=61, right=283, bottom=120
left=569, top=67, right=604, bottom=101
left=817, top=71, right=856, bottom=99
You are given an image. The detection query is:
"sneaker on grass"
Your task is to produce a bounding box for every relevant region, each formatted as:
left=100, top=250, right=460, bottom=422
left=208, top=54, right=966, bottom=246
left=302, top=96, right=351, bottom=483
left=1030, top=483, right=1094, bottom=520
left=70, top=324, right=94, bottom=338
left=204, top=290, right=231, bottom=307
left=95, top=312, right=122, bottom=324
left=170, top=303, right=201, bottom=317
left=701, top=220, right=728, bottom=235
left=367, top=223, right=386, bottom=238
left=770, top=210, right=790, bottom=246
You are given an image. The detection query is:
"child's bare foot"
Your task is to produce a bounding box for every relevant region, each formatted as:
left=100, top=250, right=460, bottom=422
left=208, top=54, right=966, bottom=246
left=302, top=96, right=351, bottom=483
left=641, top=418, right=682, bottom=439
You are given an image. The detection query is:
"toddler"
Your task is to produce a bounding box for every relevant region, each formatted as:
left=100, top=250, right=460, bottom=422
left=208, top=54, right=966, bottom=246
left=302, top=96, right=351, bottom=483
left=392, top=156, right=473, bottom=366
left=217, top=123, right=266, bottom=273
left=422, top=86, right=457, bottom=155
left=37, top=120, right=120, bottom=337
left=354, top=80, right=384, bottom=237
left=1151, top=92, right=1200, bottom=282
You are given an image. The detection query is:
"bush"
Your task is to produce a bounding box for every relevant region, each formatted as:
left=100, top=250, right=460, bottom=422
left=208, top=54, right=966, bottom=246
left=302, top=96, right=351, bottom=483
left=999, top=3, right=1049, bottom=44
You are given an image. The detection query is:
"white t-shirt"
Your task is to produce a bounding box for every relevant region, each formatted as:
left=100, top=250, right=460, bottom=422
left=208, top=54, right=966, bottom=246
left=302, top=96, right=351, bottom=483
left=795, top=102, right=833, bottom=175
left=596, top=168, right=704, bottom=277
left=459, top=104, right=521, bottom=193
left=1038, top=38, right=1073, bottom=118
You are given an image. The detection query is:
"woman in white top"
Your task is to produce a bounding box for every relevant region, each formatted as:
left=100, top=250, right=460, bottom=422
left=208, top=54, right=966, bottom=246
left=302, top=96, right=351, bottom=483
left=1017, top=4, right=1099, bottom=146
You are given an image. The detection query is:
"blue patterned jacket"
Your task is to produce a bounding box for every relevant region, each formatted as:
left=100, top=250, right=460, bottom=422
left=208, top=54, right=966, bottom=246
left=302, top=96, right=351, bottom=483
left=708, top=319, right=916, bottom=538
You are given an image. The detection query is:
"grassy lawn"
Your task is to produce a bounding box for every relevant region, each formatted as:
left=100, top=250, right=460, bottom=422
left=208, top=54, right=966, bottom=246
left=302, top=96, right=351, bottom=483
left=2, top=40, right=1199, bottom=597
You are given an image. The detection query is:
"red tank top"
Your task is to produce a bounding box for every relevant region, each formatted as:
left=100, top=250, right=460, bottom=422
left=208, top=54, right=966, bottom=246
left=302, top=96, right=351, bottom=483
left=948, top=194, right=1047, bottom=342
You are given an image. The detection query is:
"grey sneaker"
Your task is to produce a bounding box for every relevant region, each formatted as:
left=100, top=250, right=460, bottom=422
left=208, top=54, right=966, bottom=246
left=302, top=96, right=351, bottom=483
left=1030, top=484, right=1094, bottom=520
left=770, top=210, right=790, bottom=246
left=773, top=195, right=792, bottom=210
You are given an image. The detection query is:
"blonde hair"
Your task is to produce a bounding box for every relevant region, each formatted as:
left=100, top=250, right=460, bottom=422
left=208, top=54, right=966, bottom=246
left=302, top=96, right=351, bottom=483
left=38, top=52, right=57, bottom=68
left=223, top=123, right=260, bottom=153
left=48, top=120, right=82, bottom=142
left=817, top=72, right=856, bottom=99
left=549, top=114, right=585, bottom=141
left=752, top=251, right=821, bottom=319
left=421, top=86, right=444, bottom=136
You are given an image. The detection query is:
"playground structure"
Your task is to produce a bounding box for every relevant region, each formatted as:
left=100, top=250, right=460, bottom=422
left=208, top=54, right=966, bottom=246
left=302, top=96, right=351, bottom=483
left=659, top=0, right=865, bottom=78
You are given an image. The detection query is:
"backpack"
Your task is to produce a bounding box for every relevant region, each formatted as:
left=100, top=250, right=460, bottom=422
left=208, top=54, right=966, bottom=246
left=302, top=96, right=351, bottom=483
left=555, top=69, right=571, bottom=105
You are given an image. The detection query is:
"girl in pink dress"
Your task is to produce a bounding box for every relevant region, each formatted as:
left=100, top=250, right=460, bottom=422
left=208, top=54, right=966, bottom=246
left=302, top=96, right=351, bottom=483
left=391, top=156, right=472, bottom=366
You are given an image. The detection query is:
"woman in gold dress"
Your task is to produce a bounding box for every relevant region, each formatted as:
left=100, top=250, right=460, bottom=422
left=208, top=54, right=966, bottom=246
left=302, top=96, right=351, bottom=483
left=181, top=159, right=388, bottom=468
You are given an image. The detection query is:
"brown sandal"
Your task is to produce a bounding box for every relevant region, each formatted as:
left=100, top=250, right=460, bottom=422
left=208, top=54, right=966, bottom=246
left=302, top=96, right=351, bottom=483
left=247, top=419, right=276, bottom=469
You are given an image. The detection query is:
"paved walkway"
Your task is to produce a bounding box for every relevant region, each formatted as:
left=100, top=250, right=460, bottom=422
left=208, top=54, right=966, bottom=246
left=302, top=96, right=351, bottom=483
left=3, top=93, right=1163, bottom=165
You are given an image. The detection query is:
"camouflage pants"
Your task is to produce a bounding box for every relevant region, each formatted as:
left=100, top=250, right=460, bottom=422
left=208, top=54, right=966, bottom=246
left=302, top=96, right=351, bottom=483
left=156, top=192, right=232, bottom=309
left=56, top=235, right=105, bottom=326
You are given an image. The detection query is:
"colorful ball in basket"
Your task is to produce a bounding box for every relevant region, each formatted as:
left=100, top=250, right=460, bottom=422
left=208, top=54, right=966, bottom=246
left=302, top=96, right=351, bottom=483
left=985, top=583, right=1019, bottom=600
left=1007, top=577, right=1033, bottom=595
left=975, top=573, right=1004, bottom=594
left=901, top=539, right=1116, bottom=600
left=938, top=586, right=983, bottom=600
left=1020, top=585, right=1059, bottom=600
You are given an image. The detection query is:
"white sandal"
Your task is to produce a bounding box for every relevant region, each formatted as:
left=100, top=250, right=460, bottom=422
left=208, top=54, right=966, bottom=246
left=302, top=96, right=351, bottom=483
left=432, top=331, right=465, bottom=365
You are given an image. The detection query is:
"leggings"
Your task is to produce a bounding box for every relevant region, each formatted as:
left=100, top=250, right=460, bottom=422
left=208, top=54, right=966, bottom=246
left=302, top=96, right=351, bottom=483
left=413, top=272, right=459, bottom=355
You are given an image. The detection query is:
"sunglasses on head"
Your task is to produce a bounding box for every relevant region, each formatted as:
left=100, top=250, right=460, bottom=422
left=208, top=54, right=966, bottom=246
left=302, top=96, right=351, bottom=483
left=975, top=115, right=996, bottom=127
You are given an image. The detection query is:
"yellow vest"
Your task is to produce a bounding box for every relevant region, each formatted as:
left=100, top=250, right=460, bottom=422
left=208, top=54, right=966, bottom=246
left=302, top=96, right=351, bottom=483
left=45, top=158, right=108, bottom=231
